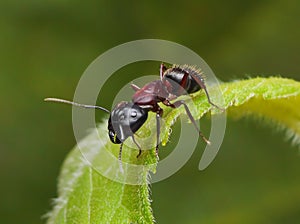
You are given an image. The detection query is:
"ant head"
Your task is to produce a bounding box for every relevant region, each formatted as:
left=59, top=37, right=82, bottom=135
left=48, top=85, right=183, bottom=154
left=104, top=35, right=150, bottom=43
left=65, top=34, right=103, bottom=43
left=108, top=101, right=148, bottom=144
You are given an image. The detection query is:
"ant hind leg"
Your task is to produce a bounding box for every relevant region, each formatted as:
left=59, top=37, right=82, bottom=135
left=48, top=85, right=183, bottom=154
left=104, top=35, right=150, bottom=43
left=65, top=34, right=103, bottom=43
left=191, top=74, right=225, bottom=111
left=164, top=99, right=211, bottom=145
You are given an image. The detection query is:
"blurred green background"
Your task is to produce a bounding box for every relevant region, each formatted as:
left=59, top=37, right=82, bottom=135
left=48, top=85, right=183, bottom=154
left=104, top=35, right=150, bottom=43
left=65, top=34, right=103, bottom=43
left=1, top=0, right=300, bottom=223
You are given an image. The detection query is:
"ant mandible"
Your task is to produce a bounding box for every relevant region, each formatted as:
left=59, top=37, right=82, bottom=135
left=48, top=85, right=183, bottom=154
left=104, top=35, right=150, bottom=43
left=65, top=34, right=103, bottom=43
left=45, top=63, right=223, bottom=164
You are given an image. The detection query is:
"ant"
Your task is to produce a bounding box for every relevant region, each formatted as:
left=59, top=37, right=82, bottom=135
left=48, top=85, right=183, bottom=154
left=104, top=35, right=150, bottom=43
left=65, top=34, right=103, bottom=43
left=45, top=63, right=223, bottom=166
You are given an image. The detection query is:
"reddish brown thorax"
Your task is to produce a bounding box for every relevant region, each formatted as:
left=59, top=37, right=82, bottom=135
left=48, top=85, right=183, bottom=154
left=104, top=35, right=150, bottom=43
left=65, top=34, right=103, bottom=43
left=132, top=80, right=169, bottom=112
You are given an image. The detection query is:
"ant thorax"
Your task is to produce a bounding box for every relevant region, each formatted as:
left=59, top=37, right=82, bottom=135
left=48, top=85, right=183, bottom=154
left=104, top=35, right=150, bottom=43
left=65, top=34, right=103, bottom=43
left=132, top=80, right=169, bottom=110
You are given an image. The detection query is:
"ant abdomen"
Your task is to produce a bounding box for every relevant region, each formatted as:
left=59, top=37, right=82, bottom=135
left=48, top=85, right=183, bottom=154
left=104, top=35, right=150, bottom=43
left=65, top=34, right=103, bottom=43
left=163, top=65, right=205, bottom=96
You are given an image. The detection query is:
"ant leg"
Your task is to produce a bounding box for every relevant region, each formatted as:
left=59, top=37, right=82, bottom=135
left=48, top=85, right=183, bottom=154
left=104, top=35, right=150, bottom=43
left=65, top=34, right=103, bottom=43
left=160, top=63, right=167, bottom=80
left=155, top=108, right=163, bottom=158
left=164, top=100, right=211, bottom=145
left=118, top=143, right=124, bottom=172
left=131, top=83, right=140, bottom=92
left=136, top=149, right=142, bottom=158
left=191, top=74, right=224, bottom=111
left=131, top=135, right=142, bottom=158
left=155, top=113, right=160, bottom=157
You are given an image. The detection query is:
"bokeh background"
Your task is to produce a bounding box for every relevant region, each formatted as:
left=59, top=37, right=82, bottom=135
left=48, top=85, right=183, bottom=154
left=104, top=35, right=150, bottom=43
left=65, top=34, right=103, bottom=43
left=1, top=1, right=300, bottom=223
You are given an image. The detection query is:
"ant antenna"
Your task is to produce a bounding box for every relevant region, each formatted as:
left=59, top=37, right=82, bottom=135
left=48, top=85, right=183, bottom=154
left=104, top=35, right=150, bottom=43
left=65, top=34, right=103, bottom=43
left=44, top=97, right=110, bottom=113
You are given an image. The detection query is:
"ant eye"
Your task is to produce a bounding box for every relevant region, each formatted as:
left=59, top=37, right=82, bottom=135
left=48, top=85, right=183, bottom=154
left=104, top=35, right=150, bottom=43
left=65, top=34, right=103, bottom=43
left=131, top=110, right=137, bottom=117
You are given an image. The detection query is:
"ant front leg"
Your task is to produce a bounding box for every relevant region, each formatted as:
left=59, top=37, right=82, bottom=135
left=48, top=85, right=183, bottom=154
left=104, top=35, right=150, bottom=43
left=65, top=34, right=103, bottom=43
left=163, top=99, right=211, bottom=145
left=118, top=143, right=124, bottom=172
left=131, top=135, right=142, bottom=158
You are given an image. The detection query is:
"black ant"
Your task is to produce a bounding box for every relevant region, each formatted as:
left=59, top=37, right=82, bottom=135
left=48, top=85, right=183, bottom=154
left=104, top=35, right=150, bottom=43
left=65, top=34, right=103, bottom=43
left=45, top=63, right=223, bottom=165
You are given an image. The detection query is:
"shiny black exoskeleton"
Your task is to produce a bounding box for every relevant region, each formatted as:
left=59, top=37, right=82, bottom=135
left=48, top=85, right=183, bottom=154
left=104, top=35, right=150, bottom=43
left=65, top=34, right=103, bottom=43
left=45, top=63, right=222, bottom=165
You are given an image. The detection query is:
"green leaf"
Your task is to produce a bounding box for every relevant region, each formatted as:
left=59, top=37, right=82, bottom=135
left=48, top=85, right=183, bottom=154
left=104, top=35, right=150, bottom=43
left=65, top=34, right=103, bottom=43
left=46, top=77, right=300, bottom=224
